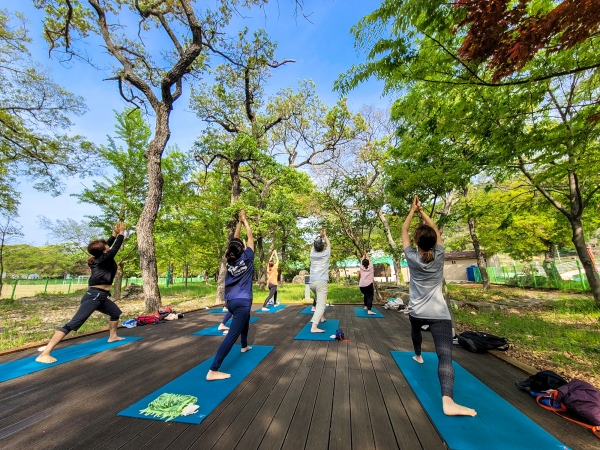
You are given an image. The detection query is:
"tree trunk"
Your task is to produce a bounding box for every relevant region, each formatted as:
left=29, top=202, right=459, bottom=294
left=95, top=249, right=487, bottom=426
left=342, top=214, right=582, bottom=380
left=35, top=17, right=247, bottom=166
left=571, top=216, right=600, bottom=302
left=467, top=216, right=490, bottom=289
left=215, top=256, right=227, bottom=304
left=334, top=266, right=340, bottom=283
left=113, top=261, right=125, bottom=301
left=376, top=208, right=400, bottom=284
left=137, top=107, right=170, bottom=313
left=184, top=261, right=188, bottom=289
left=542, top=241, right=561, bottom=282
left=257, top=234, right=266, bottom=290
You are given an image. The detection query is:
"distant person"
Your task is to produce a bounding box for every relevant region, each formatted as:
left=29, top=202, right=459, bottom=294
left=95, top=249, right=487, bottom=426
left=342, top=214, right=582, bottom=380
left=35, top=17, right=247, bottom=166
left=207, top=210, right=254, bottom=380
left=36, top=222, right=126, bottom=363
left=358, top=251, right=376, bottom=315
left=262, top=250, right=279, bottom=310
left=308, top=229, right=330, bottom=333
left=402, top=195, right=476, bottom=417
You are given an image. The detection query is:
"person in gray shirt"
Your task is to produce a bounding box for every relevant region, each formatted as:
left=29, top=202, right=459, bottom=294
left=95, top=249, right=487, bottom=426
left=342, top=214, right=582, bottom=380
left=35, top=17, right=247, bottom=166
left=309, top=229, right=330, bottom=332
left=402, top=195, right=476, bottom=417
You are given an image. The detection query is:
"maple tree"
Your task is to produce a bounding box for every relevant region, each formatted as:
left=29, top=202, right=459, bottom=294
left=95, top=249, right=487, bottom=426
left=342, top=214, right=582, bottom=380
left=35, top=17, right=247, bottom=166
left=457, top=0, right=600, bottom=81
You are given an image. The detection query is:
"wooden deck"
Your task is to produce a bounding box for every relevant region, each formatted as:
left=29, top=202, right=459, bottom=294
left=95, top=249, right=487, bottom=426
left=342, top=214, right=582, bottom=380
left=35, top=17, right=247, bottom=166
left=0, top=305, right=597, bottom=450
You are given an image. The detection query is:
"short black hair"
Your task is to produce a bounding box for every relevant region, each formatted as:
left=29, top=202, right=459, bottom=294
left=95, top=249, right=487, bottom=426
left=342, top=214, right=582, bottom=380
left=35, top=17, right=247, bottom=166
left=313, top=236, right=325, bottom=252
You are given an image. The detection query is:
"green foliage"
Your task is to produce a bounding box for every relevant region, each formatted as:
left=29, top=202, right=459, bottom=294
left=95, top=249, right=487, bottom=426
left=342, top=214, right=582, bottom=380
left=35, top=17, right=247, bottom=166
left=0, top=9, right=94, bottom=206
left=2, top=243, right=88, bottom=278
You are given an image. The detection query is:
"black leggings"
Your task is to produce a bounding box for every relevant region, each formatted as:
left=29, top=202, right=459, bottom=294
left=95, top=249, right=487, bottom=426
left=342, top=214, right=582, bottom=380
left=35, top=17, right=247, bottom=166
left=262, top=283, right=278, bottom=307
left=409, top=315, right=454, bottom=398
left=360, top=283, right=374, bottom=310
left=60, top=288, right=121, bottom=334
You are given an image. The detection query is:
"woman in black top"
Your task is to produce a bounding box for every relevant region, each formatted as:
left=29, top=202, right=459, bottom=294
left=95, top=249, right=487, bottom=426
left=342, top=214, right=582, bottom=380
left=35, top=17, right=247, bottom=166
left=36, top=222, right=126, bottom=363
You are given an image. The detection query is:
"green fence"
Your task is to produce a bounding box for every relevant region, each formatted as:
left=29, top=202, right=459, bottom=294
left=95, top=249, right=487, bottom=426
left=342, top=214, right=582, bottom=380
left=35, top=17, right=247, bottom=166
left=473, top=260, right=591, bottom=292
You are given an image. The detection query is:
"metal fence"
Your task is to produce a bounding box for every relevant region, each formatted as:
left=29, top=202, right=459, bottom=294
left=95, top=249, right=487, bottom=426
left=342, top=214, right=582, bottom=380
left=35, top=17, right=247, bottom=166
left=472, top=260, right=591, bottom=291
left=0, top=276, right=207, bottom=300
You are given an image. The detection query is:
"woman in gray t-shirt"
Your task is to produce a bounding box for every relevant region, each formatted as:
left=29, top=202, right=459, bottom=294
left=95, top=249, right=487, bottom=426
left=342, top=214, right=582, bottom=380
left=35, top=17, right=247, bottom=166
left=402, top=195, right=476, bottom=417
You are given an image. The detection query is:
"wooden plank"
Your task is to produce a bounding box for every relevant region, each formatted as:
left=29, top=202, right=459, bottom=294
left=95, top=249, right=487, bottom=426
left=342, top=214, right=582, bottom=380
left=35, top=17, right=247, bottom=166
left=280, top=341, right=327, bottom=450
left=349, top=368, right=375, bottom=449
left=304, top=367, right=334, bottom=450
left=232, top=341, right=311, bottom=449
left=258, top=342, right=318, bottom=450
left=361, top=367, right=399, bottom=450
left=329, top=335, right=350, bottom=450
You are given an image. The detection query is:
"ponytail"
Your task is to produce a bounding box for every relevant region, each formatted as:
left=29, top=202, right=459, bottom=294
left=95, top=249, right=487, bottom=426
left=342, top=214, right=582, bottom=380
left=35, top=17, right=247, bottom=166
left=362, top=258, right=369, bottom=269
left=226, top=238, right=244, bottom=265
left=420, top=250, right=434, bottom=264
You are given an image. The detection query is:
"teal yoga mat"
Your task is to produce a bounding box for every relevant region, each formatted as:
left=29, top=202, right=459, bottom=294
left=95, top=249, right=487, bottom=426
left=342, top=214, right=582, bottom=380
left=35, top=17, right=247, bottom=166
left=390, top=351, right=570, bottom=450
left=299, top=305, right=328, bottom=315
left=192, top=317, right=261, bottom=336
left=294, top=319, right=339, bottom=341
left=253, top=304, right=287, bottom=313
left=354, top=306, right=384, bottom=318
left=207, top=308, right=229, bottom=314
left=118, top=345, right=274, bottom=424
left=0, top=336, right=142, bottom=383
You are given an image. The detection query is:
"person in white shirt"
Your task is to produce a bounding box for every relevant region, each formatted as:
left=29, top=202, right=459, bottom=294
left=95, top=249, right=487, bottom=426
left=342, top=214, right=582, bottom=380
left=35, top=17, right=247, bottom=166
left=308, top=229, right=330, bottom=333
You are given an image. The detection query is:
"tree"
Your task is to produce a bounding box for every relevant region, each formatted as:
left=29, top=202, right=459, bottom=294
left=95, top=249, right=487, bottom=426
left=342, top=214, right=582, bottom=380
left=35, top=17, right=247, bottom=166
left=0, top=213, right=23, bottom=297
left=0, top=9, right=92, bottom=209
left=35, top=0, right=270, bottom=312
left=191, top=30, right=363, bottom=301
left=71, top=108, right=150, bottom=299
left=457, top=0, right=600, bottom=82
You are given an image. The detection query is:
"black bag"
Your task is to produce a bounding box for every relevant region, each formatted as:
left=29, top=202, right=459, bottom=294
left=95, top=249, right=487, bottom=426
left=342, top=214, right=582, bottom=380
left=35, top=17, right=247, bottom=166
left=516, top=370, right=568, bottom=393
left=457, top=331, right=509, bottom=353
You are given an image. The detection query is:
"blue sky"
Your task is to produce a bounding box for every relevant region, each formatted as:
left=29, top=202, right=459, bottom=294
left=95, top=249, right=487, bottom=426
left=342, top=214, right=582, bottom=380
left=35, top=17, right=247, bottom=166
left=2, top=0, right=390, bottom=245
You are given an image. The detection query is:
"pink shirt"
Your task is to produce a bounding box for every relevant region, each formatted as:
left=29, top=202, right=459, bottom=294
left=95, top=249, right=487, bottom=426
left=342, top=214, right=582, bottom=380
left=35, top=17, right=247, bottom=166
left=359, top=263, right=374, bottom=287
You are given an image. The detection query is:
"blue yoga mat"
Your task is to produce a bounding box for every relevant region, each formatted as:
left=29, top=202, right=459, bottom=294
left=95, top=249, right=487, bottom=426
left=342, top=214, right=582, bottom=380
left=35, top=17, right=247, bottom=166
left=390, top=352, right=570, bottom=450
left=294, top=319, right=339, bottom=341
left=253, top=304, right=287, bottom=313
left=193, top=317, right=261, bottom=336
left=206, top=308, right=229, bottom=314
left=0, top=336, right=142, bottom=383
left=354, top=306, right=384, bottom=318
left=118, top=345, right=274, bottom=424
left=299, top=305, right=329, bottom=315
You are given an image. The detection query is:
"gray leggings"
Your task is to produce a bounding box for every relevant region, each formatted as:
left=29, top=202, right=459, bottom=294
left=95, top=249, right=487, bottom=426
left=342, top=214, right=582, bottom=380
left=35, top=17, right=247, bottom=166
left=60, top=288, right=121, bottom=334
left=409, top=315, right=454, bottom=398
left=262, top=283, right=278, bottom=307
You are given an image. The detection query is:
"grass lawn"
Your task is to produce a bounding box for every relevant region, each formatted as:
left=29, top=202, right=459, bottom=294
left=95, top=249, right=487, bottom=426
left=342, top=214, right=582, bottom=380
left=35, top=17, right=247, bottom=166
left=0, top=281, right=364, bottom=352
left=448, top=284, right=600, bottom=386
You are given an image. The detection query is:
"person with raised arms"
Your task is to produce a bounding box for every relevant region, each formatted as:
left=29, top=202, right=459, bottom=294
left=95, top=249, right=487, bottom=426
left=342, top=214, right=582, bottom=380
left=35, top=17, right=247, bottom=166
left=261, top=250, right=279, bottom=310
left=207, top=210, right=255, bottom=380
left=308, top=229, right=330, bottom=333
left=358, top=250, right=376, bottom=315
left=36, top=222, right=127, bottom=363
left=402, top=195, right=476, bottom=417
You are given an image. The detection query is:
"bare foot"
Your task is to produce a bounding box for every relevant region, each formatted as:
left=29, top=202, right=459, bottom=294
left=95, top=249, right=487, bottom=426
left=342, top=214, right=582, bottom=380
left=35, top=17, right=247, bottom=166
left=108, top=336, right=125, bottom=343
left=36, top=355, right=57, bottom=364
left=363, top=306, right=368, bottom=310
left=37, top=346, right=47, bottom=352
left=412, top=355, right=424, bottom=364
left=222, top=330, right=228, bottom=335
left=261, top=307, right=269, bottom=311
left=206, top=370, right=231, bottom=381
left=311, top=306, right=316, bottom=312
left=241, top=346, right=252, bottom=353
left=442, top=396, right=477, bottom=416
left=218, top=324, right=229, bottom=331
left=310, top=326, right=325, bottom=333
left=222, top=307, right=228, bottom=312
left=320, top=317, right=326, bottom=323
left=367, top=310, right=376, bottom=315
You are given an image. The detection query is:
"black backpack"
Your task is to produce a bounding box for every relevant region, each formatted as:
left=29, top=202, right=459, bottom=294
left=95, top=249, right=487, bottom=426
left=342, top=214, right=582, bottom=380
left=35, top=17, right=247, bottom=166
left=457, top=331, right=509, bottom=353
left=516, top=370, right=568, bottom=393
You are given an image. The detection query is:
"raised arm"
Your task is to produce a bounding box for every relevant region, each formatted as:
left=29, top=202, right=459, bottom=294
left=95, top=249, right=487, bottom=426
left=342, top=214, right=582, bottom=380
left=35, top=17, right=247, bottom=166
left=402, top=196, right=419, bottom=250
left=272, top=250, right=279, bottom=265
left=104, top=222, right=125, bottom=259
left=240, top=210, right=254, bottom=251
left=233, top=214, right=243, bottom=239
left=322, top=229, right=331, bottom=251
left=418, top=204, right=443, bottom=245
